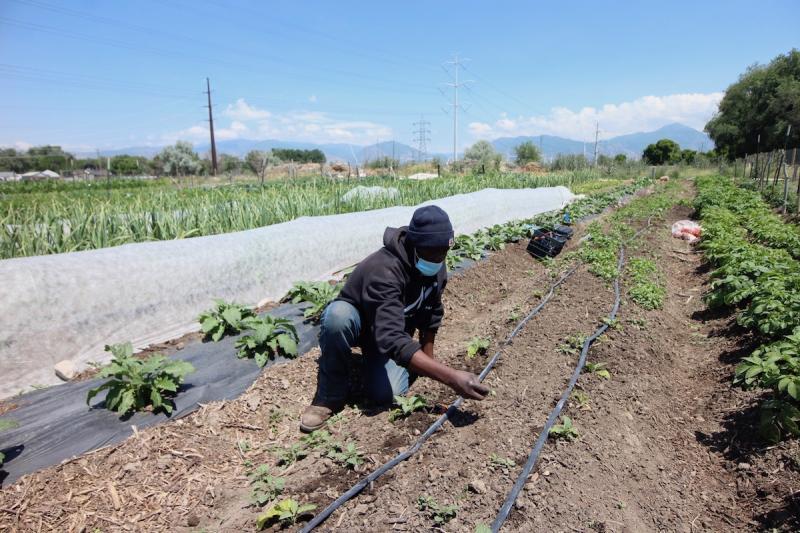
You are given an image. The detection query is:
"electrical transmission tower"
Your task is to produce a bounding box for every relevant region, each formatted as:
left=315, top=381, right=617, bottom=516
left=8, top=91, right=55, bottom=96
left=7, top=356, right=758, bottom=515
left=412, top=115, right=431, bottom=161
left=205, top=77, right=218, bottom=176
left=441, top=54, right=472, bottom=164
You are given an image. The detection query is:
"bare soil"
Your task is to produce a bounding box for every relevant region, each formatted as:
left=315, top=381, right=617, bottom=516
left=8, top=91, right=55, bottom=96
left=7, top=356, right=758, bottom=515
left=1, top=181, right=798, bottom=532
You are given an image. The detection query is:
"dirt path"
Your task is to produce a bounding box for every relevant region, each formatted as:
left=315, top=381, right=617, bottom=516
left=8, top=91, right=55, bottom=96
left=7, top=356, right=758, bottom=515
left=2, top=179, right=797, bottom=532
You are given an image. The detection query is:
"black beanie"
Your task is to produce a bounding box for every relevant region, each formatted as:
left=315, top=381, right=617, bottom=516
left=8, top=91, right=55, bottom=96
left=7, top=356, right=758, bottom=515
left=407, top=205, right=454, bottom=248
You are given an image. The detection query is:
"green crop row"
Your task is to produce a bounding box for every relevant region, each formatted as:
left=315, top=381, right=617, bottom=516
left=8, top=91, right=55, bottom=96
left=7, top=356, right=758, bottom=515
left=1, top=170, right=608, bottom=259
left=695, top=175, right=800, bottom=442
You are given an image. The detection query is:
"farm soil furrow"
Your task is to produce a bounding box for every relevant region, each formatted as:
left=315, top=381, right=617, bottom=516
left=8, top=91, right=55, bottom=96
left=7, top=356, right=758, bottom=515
left=0, top=213, right=594, bottom=532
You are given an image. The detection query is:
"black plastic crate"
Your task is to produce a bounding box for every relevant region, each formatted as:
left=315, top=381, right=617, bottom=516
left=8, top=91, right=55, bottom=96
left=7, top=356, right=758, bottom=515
left=527, top=231, right=566, bottom=258
left=553, top=224, right=574, bottom=239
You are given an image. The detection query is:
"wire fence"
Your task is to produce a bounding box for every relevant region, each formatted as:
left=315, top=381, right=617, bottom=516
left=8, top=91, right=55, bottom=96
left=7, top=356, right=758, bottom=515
left=732, top=147, right=800, bottom=214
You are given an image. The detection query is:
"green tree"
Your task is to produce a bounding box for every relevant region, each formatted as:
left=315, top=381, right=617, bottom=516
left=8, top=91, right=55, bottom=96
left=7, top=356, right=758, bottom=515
left=246, top=150, right=281, bottom=184
left=642, top=139, right=681, bottom=165
left=219, top=154, right=243, bottom=174
left=157, top=141, right=202, bottom=176
left=705, top=49, right=800, bottom=159
left=550, top=153, right=589, bottom=171
left=0, top=148, right=27, bottom=172
left=110, top=155, right=142, bottom=176
left=680, top=149, right=697, bottom=164
left=514, top=141, right=541, bottom=165
left=613, top=154, right=627, bottom=164
left=26, top=145, right=73, bottom=173
left=464, top=140, right=502, bottom=171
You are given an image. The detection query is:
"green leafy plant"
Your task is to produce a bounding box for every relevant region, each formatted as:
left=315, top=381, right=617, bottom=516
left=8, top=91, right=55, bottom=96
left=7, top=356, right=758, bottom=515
left=571, top=389, right=590, bottom=408
left=197, top=299, right=256, bottom=342
left=584, top=362, right=611, bottom=380
left=466, top=337, right=491, bottom=359
left=235, top=315, right=299, bottom=367
left=417, top=494, right=457, bottom=525
left=627, top=258, right=665, bottom=310
left=389, top=394, right=428, bottom=422
left=256, top=498, right=316, bottom=529
left=285, top=281, right=342, bottom=321
left=475, top=524, right=492, bottom=533
left=275, top=443, right=308, bottom=466
left=507, top=305, right=522, bottom=323
left=549, top=416, right=579, bottom=441
left=326, top=441, right=364, bottom=469
left=300, top=429, right=333, bottom=449
left=248, top=464, right=285, bottom=507
left=557, top=334, right=586, bottom=356
left=0, top=419, right=19, bottom=466
left=489, top=453, right=515, bottom=470
left=86, top=342, right=195, bottom=416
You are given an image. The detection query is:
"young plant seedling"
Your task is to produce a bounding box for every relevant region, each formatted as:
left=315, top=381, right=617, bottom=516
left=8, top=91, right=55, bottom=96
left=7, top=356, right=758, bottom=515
left=417, top=494, right=457, bottom=525
left=300, top=429, right=333, bottom=449
left=86, top=342, right=195, bottom=416
left=197, top=299, right=256, bottom=342
left=584, top=362, right=611, bottom=380
left=571, top=390, right=590, bottom=409
left=549, top=416, right=579, bottom=441
left=275, top=443, right=308, bottom=466
left=602, top=317, right=622, bottom=330
left=235, top=315, right=299, bottom=367
left=557, top=334, right=587, bottom=356
left=489, top=453, right=515, bottom=471
left=466, top=337, right=491, bottom=359
left=267, top=408, right=285, bottom=437
left=248, top=464, right=285, bottom=507
left=326, top=441, right=364, bottom=469
left=507, top=305, right=522, bottom=323
left=388, top=394, right=428, bottom=422
left=475, top=524, right=492, bottom=533
left=285, top=281, right=342, bottom=322
left=326, top=410, right=348, bottom=427
left=238, top=439, right=252, bottom=454
left=255, top=498, right=316, bottom=529
left=0, top=419, right=19, bottom=466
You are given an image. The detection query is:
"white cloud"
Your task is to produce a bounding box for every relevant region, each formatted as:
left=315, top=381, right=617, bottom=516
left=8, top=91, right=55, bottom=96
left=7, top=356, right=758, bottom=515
left=224, top=98, right=272, bottom=121
left=13, top=141, right=32, bottom=151
left=309, top=94, right=317, bottom=103
left=468, top=92, right=724, bottom=141
left=164, top=98, right=393, bottom=145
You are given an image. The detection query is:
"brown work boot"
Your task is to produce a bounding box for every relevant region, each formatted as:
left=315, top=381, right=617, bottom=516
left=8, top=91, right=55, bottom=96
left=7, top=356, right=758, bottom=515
left=299, top=402, right=343, bottom=433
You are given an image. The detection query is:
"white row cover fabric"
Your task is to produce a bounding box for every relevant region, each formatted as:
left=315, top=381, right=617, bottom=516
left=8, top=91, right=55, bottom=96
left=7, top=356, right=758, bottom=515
left=0, top=186, right=575, bottom=399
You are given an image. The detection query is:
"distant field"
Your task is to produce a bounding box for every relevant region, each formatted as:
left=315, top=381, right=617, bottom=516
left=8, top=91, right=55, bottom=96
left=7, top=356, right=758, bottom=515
left=0, top=170, right=632, bottom=259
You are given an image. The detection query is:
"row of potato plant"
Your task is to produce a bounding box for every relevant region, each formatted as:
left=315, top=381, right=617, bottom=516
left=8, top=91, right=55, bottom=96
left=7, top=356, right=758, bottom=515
left=694, top=175, right=800, bottom=442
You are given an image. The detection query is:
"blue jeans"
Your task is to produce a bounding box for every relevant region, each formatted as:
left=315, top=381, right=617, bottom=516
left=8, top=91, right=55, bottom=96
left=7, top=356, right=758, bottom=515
left=315, top=300, right=413, bottom=405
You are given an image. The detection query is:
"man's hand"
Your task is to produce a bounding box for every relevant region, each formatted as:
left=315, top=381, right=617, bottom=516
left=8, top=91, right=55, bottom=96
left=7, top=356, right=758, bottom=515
left=408, top=350, right=490, bottom=401
left=448, top=369, right=490, bottom=400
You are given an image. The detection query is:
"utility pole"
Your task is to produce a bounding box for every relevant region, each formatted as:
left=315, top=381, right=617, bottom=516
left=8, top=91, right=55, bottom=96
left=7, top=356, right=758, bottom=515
left=442, top=54, right=472, bottom=165
left=593, top=122, right=600, bottom=166
left=539, top=135, right=543, bottom=163
left=205, top=77, right=218, bottom=176
left=413, top=114, right=431, bottom=162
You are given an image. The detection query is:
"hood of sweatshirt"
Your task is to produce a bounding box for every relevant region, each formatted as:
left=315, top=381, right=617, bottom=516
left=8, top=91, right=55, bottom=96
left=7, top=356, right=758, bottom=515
left=382, top=226, right=415, bottom=272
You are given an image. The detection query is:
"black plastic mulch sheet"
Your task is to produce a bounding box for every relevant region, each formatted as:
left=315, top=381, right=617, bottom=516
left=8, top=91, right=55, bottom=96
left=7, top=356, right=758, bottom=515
left=0, top=303, right=320, bottom=486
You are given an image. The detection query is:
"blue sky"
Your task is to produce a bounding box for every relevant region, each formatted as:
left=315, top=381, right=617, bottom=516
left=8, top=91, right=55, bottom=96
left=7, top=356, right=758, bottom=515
left=1, top=0, right=797, bottom=153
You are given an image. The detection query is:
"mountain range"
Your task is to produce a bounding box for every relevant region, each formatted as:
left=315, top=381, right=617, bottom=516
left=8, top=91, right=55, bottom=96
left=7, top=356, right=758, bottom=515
left=85, top=123, right=713, bottom=163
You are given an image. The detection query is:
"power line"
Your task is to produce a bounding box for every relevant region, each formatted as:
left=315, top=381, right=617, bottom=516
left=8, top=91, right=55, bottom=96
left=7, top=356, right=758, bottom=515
left=442, top=54, right=473, bottom=163
left=412, top=115, right=431, bottom=162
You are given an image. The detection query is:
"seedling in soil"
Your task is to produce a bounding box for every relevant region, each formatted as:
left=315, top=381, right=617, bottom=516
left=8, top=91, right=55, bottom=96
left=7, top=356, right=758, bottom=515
left=571, top=390, right=590, bottom=408
left=267, top=408, right=285, bottom=437
left=300, top=429, right=333, bottom=449
left=507, top=305, right=522, bottom=323
left=531, top=289, right=544, bottom=299
left=417, top=494, right=457, bottom=525
left=489, top=453, right=516, bottom=471
left=255, top=498, right=316, bottom=529
left=557, top=334, right=587, bottom=356
left=326, top=441, right=364, bottom=469
left=326, top=411, right=347, bottom=426
left=284, top=281, right=342, bottom=321
left=0, top=419, right=19, bottom=466
left=248, top=465, right=285, bottom=507
left=235, top=316, right=299, bottom=367
left=549, top=416, right=579, bottom=441
left=628, top=318, right=648, bottom=330
left=238, top=439, right=252, bottom=453
left=584, top=362, right=611, bottom=380
left=602, top=317, right=622, bottom=330
left=389, top=394, right=428, bottom=422
left=466, top=337, right=491, bottom=359
left=475, top=524, right=492, bottom=533
left=86, top=342, right=195, bottom=416
left=275, top=443, right=308, bottom=466
left=198, top=299, right=256, bottom=342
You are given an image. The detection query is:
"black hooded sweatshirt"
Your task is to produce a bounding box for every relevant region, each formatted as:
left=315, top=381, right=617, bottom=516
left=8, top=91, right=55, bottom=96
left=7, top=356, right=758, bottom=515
left=336, top=226, right=447, bottom=367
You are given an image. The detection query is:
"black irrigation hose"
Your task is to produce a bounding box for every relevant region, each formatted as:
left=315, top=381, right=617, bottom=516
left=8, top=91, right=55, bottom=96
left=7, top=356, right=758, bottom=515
left=300, top=264, right=581, bottom=532
left=491, top=220, right=653, bottom=531
left=490, top=247, right=625, bottom=532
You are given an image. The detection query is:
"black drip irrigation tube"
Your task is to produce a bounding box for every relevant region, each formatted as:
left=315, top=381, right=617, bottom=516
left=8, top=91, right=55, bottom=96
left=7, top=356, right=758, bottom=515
left=491, top=219, right=652, bottom=531
left=300, top=264, right=581, bottom=532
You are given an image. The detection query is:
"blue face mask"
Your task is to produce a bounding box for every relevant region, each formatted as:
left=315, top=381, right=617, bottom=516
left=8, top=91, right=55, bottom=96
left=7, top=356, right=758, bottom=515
left=415, top=257, right=443, bottom=276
